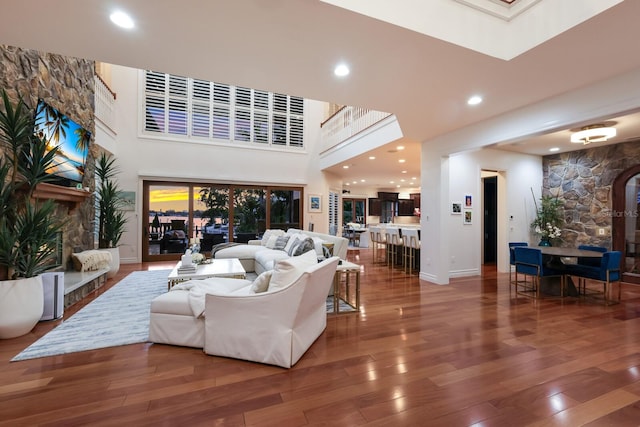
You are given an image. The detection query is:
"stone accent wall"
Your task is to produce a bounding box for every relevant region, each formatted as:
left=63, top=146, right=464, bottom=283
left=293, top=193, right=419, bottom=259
left=0, top=45, right=96, bottom=269
left=543, top=139, right=640, bottom=248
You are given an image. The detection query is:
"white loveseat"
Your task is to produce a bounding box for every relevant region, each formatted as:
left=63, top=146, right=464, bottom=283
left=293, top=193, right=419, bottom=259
left=149, top=252, right=340, bottom=368
left=213, top=228, right=348, bottom=274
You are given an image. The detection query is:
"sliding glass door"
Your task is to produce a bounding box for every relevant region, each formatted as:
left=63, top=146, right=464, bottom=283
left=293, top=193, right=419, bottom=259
left=143, top=181, right=302, bottom=261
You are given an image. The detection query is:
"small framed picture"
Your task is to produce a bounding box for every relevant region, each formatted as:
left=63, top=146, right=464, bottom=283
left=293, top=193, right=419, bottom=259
left=464, top=194, right=473, bottom=208
left=119, top=191, right=136, bottom=211
left=308, top=194, right=322, bottom=213
left=451, top=202, right=462, bottom=214
left=463, top=209, right=472, bottom=224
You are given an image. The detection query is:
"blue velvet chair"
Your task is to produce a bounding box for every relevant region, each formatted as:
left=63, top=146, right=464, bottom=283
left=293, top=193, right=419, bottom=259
left=577, top=245, right=607, bottom=267
left=509, top=242, right=528, bottom=288
left=565, top=251, right=622, bottom=304
left=513, top=246, right=566, bottom=298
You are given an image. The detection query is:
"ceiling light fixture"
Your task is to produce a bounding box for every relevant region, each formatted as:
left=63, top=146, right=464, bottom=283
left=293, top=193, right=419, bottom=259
left=110, top=10, right=135, bottom=29
left=369, top=156, right=376, bottom=160
left=549, top=147, right=560, bottom=152
left=334, top=63, right=350, bottom=77
left=467, top=95, right=483, bottom=105
left=570, top=123, right=616, bottom=144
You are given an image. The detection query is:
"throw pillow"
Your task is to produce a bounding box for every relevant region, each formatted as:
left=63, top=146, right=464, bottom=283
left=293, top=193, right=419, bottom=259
left=268, top=250, right=318, bottom=291
left=273, top=235, right=290, bottom=251
left=261, top=229, right=284, bottom=246
left=284, top=233, right=302, bottom=254
left=265, top=234, right=279, bottom=249
left=250, top=271, right=273, bottom=293
left=292, top=237, right=315, bottom=257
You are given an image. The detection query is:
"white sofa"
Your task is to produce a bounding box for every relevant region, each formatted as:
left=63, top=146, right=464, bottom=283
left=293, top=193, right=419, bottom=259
left=213, top=228, right=348, bottom=274
left=149, top=253, right=340, bottom=368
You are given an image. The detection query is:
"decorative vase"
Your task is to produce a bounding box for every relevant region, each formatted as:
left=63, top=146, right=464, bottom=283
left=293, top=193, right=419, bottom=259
left=105, top=247, right=120, bottom=279
left=539, top=238, right=552, bottom=247
left=0, top=276, right=44, bottom=339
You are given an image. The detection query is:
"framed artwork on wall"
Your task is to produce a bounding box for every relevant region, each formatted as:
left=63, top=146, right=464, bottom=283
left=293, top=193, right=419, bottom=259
left=464, top=209, right=472, bottom=224
left=451, top=202, right=462, bottom=214
left=308, top=194, right=322, bottom=213
left=464, top=194, right=473, bottom=208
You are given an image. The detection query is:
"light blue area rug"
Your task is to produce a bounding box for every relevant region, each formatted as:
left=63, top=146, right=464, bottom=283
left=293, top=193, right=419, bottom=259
left=12, top=269, right=171, bottom=361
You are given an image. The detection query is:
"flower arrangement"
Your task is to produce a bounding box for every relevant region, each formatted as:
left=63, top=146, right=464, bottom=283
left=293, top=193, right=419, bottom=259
left=531, top=188, right=563, bottom=243
left=192, top=252, right=205, bottom=264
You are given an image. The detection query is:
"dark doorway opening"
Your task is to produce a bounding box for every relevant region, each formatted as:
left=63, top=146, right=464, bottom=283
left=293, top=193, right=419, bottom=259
left=483, top=176, right=498, bottom=264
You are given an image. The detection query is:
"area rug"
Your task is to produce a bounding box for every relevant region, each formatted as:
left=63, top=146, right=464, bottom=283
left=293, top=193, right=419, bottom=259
left=12, top=269, right=171, bottom=361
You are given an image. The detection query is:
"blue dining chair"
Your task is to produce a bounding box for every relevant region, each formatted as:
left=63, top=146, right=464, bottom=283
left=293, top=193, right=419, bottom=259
left=513, top=246, right=566, bottom=298
left=565, top=251, right=622, bottom=304
left=577, top=244, right=607, bottom=267
left=509, top=242, right=528, bottom=288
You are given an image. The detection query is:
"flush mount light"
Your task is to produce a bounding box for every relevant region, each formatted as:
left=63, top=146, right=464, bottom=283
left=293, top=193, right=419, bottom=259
left=570, top=123, right=617, bottom=144
left=467, top=95, right=483, bottom=105
left=549, top=147, right=560, bottom=152
left=334, top=63, right=350, bottom=77
left=110, top=10, right=135, bottom=29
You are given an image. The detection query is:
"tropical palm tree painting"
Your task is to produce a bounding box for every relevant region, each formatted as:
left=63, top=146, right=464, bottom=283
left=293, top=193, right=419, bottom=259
left=34, top=100, right=91, bottom=183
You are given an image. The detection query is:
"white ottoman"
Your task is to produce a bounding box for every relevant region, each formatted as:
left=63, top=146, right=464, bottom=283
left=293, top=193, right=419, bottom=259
left=149, top=289, right=205, bottom=348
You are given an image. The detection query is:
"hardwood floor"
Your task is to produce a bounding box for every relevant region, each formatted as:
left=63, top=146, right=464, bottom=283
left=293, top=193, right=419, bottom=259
left=2, top=249, right=640, bottom=426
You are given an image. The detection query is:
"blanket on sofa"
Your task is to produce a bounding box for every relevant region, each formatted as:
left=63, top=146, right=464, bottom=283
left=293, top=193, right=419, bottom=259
left=210, top=242, right=244, bottom=256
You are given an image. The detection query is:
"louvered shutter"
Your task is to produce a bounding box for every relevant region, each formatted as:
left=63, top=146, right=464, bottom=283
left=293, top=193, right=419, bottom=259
left=192, top=79, right=211, bottom=137
left=213, top=83, right=230, bottom=139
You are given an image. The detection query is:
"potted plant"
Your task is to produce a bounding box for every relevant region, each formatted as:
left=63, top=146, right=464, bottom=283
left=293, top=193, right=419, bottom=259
left=95, top=152, right=127, bottom=278
left=0, top=89, right=65, bottom=339
left=531, top=189, right=563, bottom=246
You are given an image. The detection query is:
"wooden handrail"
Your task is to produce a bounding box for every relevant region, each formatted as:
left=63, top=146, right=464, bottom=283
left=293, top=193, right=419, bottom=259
left=95, top=73, right=117, bottom=100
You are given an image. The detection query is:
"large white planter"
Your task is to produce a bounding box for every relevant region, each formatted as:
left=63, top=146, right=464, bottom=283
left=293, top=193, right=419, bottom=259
left=105, top=247, right=120, bottom=279
left=0, top=276, right=44, bottom=339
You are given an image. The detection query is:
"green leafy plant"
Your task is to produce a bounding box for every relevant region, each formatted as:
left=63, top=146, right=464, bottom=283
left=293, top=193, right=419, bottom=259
left=0, top=89, right=65, bottom=280
left=530, top=188, right=563, bottom=241
left=95, top=152, right=127, bottom=248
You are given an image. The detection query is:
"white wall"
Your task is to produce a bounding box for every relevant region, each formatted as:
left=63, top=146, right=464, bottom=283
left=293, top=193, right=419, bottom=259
left=421, top=146, right=542, bottom=284
left=106, top=65, right=333, bottom=262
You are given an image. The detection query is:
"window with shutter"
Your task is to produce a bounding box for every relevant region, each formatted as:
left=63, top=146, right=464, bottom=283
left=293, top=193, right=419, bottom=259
left=143, top=71, right=304, bottom=148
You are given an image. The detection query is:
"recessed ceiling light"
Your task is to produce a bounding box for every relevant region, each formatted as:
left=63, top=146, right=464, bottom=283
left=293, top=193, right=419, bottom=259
left=369, top=156, right=376, bottom=160
left=345, top=182, right=350, bottom=186
left=549, top=147, right=560, bottom=152
left=397, top=145, right=405, bottom=150
left=334, top=63, right=350, bottom=77
left=352, top=181, right=357, bottom=184
left=401, top=170, right=407, bottom=174
left=360, top=179, right=365, bottom=182
left=467, top=95, right=483, bottom=105
left=400, top=179, right=405, bottom=182
left=390, top=181, right=395, bottom=184
left=396, top=185, right=401, bottom=188
left=398, top=159, right=406, bottom=163
left=110, top=10, right=135, bottom=29
left=343, top=165, right=349, bottom=169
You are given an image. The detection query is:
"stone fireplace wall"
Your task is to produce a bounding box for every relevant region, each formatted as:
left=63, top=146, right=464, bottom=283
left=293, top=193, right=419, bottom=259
left=542, top=139, right=640, bottom=248
left=0, top=44, right=96, bottom=269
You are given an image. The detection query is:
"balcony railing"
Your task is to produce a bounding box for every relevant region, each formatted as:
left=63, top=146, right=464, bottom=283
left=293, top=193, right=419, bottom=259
left=320, top=105, right=391, bottom=150
left=94, top=74, right=116, bottom=132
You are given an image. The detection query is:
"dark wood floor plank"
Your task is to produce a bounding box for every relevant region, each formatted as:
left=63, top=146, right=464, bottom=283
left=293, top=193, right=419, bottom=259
left=2, top=249, right=640, bottom=425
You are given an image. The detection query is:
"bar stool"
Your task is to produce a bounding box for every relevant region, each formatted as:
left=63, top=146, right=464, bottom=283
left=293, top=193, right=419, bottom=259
left=401, top=228, right=420, bottom=274
left=385, top=227, right=403, bottom=267
left=369, top=226, right=385, bottom=263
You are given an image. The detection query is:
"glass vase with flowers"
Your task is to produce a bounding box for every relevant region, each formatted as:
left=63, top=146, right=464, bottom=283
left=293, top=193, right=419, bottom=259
left=531, top=189, right=563, bottom=246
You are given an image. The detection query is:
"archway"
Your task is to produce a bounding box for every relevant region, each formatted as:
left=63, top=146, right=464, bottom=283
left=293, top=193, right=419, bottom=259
left=612, top=164, right=640, bottom=284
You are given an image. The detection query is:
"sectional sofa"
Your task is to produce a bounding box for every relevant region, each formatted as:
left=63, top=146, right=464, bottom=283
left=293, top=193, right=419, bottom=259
left=213, top=228, right=349, bottom=274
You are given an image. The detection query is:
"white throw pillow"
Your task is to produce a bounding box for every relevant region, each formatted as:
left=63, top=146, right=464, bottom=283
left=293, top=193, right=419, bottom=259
left=265, top=234, right=279, bottom=249
left=268, top=250, right=318, bottom=291
left=261, top=229, right=284, bottom=246
left=250, top=270, right=273, bottom=293
left=283, top=233, right=302, bottom=254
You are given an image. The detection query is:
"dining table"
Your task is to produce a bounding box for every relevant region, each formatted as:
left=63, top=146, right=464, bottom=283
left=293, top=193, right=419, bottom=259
left=537, top=246, right=604, bottom=296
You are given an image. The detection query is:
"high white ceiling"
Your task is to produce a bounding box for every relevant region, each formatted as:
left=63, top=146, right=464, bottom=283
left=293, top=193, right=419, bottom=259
left=1, top=0, right=640, bottom=192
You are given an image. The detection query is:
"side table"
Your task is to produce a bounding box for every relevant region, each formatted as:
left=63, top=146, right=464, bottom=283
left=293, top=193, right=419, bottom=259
left=332, top=260, right=361, bottom=314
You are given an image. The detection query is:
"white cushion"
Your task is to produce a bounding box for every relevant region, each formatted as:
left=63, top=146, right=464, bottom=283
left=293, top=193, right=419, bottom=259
left=255, top=249, right=290, bottom=270
left=268, top=250, right=318, bottom=291
left=284, top=233, right=303, bottom=254
left=250, top=270, right=272, bottom=293
left=265, top=234, right=279, bottom=249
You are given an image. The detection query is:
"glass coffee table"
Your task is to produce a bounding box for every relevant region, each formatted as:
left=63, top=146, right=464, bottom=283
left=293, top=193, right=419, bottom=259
left=167, top=258, right=246, bottom=289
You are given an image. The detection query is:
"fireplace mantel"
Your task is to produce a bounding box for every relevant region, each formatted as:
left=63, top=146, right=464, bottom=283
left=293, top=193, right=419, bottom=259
left=33, top=183, right=91, bottom=210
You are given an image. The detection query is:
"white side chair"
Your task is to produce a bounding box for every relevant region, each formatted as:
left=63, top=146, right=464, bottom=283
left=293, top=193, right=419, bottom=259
left=385, top=227, right=403, bottom=268
left=401, top=228, right=420, bottom=274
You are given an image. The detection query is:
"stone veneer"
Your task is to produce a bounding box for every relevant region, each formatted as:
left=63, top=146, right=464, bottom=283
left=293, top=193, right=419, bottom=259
left=543, top=139, right=640, bottom=248
left=0, top=45, right=97, bottom=269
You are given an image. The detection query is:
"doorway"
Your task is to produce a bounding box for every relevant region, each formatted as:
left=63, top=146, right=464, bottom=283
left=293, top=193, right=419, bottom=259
left=612, top=165, right=640, bottom=284
left=483, top=175, right=498, bottom=264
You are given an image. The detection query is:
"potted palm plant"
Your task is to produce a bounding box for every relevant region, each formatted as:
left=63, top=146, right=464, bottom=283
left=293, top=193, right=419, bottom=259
left=95, top=152, right=127, bottom=278
left=0, top=89, right=65, bottom=339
